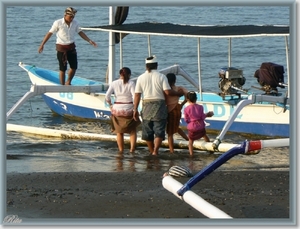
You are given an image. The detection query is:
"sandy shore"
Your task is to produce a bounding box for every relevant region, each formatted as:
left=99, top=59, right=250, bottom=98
left=5, top=170, right=290, bottom=225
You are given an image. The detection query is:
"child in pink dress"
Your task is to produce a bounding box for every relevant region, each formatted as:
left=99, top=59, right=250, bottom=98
left=184, top=91, right=214, bottom=156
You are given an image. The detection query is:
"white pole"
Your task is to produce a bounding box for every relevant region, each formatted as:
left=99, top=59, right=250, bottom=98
left=162, top=175, right=232, bottom=219
left=120, top=33, right=123, bottom=69
left=228, top=38, right=231, bottom=67
left=197, top=37, right=202, bottom=100
left=6, top=91, right=36, bottom=121
left=147, top=35, right=151, bottom=56
left=108, top=6, right=116, bottom=84
left=246, top=138, right=289, bottom=152
left=260, top=138, right=289, bottom=148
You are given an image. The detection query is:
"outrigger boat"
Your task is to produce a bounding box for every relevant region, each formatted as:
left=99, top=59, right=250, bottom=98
left=12, top=7, right=290, bottom=138
left=6, top=8, right=292, bottom=221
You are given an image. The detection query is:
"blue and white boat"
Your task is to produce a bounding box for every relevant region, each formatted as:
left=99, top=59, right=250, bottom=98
left=18, top=7, right=290, bottom=137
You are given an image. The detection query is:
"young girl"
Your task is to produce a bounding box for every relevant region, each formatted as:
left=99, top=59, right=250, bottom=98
left=184, top=91, right=214, bottom=156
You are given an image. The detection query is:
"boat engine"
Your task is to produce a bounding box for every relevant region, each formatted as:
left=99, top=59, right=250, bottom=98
left=253, top=62, right=285, bottom=95
left=218, top=67, right=246, bottom=98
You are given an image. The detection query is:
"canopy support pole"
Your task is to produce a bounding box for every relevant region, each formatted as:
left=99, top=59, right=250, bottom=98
left=197, top=37, right=203, bottom=100
left=228, top=38, right=232, bottom=67
left=108, top=6, right=116, bottom=84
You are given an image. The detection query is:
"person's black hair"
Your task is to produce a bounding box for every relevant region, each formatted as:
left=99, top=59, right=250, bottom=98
left=119, top=67, right=131, bottom=84
left=186, top=91, right=197, bottom=103
left=166, top=73, right=176, bottom=86
left=146, top=63, right=158, bottom=72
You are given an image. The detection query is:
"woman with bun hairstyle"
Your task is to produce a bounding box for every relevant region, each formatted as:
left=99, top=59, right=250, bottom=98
left=105, top=67, right=141, bottom=154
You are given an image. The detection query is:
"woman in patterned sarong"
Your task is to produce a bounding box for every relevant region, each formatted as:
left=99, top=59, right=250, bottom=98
left=105, top=67, right=141, bottom=154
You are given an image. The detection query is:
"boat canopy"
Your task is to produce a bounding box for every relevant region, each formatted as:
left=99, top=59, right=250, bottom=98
left=83, top=22, right=289, bottom=38
left=82, top=21, right=290, bottom=98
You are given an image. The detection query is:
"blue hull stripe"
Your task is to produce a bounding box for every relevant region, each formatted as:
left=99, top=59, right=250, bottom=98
left=43, top=95, right=289, bottom=137
left=43, top=95, right=111, bottom=120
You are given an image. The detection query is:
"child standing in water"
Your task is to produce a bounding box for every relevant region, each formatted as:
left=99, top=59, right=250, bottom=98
left=184, top=91, right=214, bottom=156
left=165, top=73, right=189, bottom=153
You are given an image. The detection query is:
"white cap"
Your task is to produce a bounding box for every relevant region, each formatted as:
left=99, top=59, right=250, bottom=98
left=145, top=55, right=157, bottom=64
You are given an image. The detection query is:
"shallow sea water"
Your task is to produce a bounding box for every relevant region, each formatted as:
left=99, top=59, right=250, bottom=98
left=7, top=119, right=289, bottom=174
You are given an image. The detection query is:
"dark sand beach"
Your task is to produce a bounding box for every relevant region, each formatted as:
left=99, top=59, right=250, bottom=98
left=5, top=170, right=290, bottom=225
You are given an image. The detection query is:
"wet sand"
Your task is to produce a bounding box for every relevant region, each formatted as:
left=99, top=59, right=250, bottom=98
left=5, top=170, right=290, bottom=225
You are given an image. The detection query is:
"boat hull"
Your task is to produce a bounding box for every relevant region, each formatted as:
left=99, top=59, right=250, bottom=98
left=22, top=64, right=289, bottom=137
left=41, top=93, right=289, bottom=137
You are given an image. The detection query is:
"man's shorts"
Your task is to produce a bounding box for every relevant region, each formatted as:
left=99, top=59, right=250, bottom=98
left=57, top=49, right=78, bottom=71
left=141, top=119, right=166, bottom=141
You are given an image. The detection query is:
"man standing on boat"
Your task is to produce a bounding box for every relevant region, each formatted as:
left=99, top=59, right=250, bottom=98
left=133, top=55, right=185, bottom=156
left=38, top=7, right=97, bottom=85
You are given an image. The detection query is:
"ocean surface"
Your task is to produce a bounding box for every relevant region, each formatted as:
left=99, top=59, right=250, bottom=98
left=5, top=6, right=290, bottom=174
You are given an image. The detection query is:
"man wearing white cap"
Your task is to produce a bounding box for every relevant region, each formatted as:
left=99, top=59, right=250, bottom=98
left=38, top=7, right=97, bottom=85
left=133, top=55, right=185, bottom=156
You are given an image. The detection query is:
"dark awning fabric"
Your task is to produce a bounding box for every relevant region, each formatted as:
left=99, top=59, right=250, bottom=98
left=85, top=22, right=289, bottom=38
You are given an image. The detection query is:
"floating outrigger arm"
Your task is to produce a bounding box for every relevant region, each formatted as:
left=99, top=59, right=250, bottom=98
left=159, top=64, right=200, bottom=91
left=162, top=175, right=232, bottom=218
left=6, top=84, right=108, bottom=121
left=212, top=93, right=290, bottom=151
left=131, top=64, right=200, bottom=91
left=162, top=137, right=288, bottom=217
left=176, top=138, right=289, bottom=197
